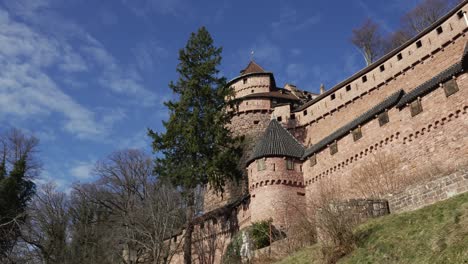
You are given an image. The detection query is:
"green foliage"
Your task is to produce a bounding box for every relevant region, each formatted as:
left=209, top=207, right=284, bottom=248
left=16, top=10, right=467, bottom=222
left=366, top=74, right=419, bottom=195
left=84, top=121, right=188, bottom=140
left=223, top=220, right=282, bottom=263
left=148, top=26, right=243, bottom=194
left=0, top=156, right=36, bottom=255
left=250, top=220, right=273, bottom=249
left=223, top=230, right=243, bottom=264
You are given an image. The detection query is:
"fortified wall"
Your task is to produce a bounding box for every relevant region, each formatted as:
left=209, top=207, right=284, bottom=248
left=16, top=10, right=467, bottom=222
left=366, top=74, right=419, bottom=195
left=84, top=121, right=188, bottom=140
left=173, top=2, right=468, bottom=263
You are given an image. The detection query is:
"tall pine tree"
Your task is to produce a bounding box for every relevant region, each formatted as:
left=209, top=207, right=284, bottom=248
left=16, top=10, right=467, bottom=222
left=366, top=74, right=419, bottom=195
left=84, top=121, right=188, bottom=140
left=148, top=27, right=243, bottom=263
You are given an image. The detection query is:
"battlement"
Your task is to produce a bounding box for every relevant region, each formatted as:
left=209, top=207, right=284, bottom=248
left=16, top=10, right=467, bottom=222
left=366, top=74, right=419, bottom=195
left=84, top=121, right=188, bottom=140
left=199, top=3, right=468, bottom=261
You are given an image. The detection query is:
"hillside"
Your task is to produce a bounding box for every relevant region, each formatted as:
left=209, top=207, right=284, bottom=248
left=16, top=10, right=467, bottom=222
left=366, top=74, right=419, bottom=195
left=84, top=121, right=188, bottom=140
left=276, top=191, right=468, bottom=264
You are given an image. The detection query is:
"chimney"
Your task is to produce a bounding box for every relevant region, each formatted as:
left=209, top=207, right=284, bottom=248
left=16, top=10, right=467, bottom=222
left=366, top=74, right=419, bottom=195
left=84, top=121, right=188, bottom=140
left=320, top=83, right=325, bottom=94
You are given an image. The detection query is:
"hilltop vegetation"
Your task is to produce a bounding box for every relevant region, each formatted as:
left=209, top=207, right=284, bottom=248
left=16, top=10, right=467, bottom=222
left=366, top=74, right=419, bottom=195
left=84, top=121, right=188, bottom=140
left=276, top=191, right=468, bottom=264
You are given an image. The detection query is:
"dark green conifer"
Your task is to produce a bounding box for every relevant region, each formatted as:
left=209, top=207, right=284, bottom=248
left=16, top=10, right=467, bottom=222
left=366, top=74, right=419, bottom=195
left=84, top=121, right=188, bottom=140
left=148, top=27, right=243, bottom=264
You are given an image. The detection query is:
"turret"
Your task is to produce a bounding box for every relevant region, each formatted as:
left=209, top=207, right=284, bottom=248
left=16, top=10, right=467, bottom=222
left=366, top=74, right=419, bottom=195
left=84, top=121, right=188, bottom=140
left=246, top=119, right=306, bottom=231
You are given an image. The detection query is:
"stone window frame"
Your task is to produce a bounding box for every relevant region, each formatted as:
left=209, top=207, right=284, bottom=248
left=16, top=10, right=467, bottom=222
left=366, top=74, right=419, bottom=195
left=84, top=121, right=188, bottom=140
left=257, top=159, right=266, bottom=171
left=309, top=154, right=317, bottom=167
left=352, top=127, right=362, bottom=141
left=443, top=79, right=459, bottom=97
left=378, top=111, right=389, bottom=126
left=410, top=99, right=423, bottom=117
left=329, top=141, right=338, bottom=155
left=286, top=159, right=294, bottom=170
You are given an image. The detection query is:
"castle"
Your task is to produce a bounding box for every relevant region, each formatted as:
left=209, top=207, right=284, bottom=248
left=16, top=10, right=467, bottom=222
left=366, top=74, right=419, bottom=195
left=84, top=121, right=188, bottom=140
left=171, top=2, right=468, bottom=262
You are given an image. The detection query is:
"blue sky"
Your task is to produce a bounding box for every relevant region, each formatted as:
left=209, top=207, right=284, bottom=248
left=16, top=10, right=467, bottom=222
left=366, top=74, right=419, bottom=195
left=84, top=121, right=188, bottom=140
left=0, top=0, right=423, bottom=191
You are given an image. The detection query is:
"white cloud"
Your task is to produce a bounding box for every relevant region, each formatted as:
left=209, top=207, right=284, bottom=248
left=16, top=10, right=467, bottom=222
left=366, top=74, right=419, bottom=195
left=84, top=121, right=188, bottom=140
left=0, top=9, right=106, bottom=139
left=70, top=161, right=94, bottom=180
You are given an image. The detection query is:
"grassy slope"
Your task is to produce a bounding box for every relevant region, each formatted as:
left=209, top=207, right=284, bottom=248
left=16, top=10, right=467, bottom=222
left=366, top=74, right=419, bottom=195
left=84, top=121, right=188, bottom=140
left=277, top=191, right=468, bottom=264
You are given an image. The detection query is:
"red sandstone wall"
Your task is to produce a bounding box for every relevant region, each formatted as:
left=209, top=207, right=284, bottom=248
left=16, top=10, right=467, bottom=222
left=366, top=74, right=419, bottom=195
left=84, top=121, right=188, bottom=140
left=303, top=73, right=468, bottom=205
left=247, top=157, right=306, bottom=229
left=285, top=6, right=468, bottom=145
left=230, top=74, right=272, bottom=99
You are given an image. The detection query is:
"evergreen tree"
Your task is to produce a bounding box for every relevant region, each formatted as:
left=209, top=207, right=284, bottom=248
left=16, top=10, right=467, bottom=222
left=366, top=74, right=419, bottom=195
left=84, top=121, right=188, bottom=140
left=0, top=131, right=38, bottom=259
left=148, top=27, right=243, bottom=264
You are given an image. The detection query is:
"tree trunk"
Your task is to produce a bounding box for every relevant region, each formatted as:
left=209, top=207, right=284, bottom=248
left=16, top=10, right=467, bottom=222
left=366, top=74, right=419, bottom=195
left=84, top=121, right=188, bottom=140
left=183, top=190, right=195, bottom=264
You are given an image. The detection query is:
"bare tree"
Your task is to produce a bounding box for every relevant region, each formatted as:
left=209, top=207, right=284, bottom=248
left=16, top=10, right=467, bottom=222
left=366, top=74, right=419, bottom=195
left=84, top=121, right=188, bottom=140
left=310, top=181, right=357, bottom=264
left=402, top=0, right=456, bottom=35
left=383, top=30, right=411, bottom=54
left=73, top=149, right=184, bottom=264
left=350, top=19, right=383, bottom=65
left=21, top=183, right=69, bottom=264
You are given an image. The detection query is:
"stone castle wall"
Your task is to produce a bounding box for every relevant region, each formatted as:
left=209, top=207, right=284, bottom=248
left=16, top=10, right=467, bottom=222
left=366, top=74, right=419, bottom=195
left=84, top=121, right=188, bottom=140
left=188, top=3, right=468, bottom=263
left=247, top=157, right=306, bottom=229
left=304, top=72, right=468, bottom=202
left=279, top=6, right=467, bottom=146
left=387, top=168, right=468, bottom=213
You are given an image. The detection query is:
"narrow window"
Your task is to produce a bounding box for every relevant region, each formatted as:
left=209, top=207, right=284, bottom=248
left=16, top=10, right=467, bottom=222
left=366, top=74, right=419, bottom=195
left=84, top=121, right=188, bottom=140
left=273, top=163, right=275, bottom=171
left=362, top=75, right=367, bottom=83
left=257, top=159, right=266, bottom=171
left=346, top=85, right=351, bottom=91
left=410, top=100, right=423, bottom=116
left=251, top=89, right=254, bottom=93
left=286, top=159, right=294, bottom=170
left=380, top=65, right=385, bottom=72
left=397, top=53, right=403, bottom=61
left=290, top=114, right=296, bottom=120
left=331, top=94, right=336, bottom=100
left=457, top=10, right=464, bottom=19
left=277, top=116, right=282, bottom=122
left=330, top=142, right=338, bottom=155
left=246, top=101, right=248, bottom=105
left=303, top=110, right=308, bottom=116
left=378, top=112, right=389, bottom=126
left=352, top=127, right=362, bottom=141
left=436, top=26, right=443, bottom=34
left=243, top=78, right=248, bottom=84
left=443, top=79, right=459, bottom=97
left=416, top=40, right=422, bottom=48
left=253, top=120, right=260, bottom=124
left=309, top=155, right=317, bottom=167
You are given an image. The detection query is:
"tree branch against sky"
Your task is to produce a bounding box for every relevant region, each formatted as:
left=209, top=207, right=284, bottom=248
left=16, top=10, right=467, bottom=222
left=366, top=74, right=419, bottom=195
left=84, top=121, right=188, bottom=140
left=350, top=19, right=383, bottom=66
left=148, top=27, right=243, bottom=264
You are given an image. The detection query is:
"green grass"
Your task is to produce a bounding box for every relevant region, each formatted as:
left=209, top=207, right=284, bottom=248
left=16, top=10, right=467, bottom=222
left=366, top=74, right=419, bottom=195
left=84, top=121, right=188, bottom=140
left=276, top=191, right=468, bottom=264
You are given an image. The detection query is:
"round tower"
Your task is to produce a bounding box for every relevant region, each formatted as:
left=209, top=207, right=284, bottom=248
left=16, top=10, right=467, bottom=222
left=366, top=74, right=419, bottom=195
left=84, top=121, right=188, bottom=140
left=246, top=119, right=306, bottom=231
left=203, top=61, right=303, bottom=212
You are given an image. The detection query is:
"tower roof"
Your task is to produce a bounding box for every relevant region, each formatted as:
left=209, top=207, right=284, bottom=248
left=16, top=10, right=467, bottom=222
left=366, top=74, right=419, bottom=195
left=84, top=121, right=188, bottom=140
left=247, top=119, right=305, bottom=165
left=240, top=60, right=266, bottom=75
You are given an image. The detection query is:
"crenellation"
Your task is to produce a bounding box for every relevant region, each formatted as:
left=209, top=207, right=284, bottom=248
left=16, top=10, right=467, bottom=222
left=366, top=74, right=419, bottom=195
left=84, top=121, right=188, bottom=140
left=174, top=3, right=468, bottom=263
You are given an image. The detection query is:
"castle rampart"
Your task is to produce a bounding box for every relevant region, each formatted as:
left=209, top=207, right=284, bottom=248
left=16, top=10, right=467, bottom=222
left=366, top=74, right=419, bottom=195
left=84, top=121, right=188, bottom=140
left=176, top=2, right=468, bottom=263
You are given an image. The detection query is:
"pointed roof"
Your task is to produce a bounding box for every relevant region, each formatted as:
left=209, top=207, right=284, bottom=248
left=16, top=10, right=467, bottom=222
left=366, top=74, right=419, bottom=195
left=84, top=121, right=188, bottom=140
left=240, top=60, right=266, bottom=75
left=247, top=119, right=305, bottom=165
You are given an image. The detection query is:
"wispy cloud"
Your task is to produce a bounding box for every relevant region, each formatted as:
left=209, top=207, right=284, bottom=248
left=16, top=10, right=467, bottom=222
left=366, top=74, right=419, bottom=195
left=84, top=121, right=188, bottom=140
left=132, top=39, right=169, bottom=74
left=271, top=6, right=321, bottom=38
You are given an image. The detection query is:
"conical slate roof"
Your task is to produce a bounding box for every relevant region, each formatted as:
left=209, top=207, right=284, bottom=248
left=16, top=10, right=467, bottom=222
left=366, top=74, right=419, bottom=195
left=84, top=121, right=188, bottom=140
left=240, top=60, right=266, bottom=75
left=247, top=119, right=305, bottom=165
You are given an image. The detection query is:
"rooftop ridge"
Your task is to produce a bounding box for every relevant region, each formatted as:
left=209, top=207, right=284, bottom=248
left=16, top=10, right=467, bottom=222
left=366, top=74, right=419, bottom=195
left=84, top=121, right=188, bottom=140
left=247, top=119, right=305, bottom=165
